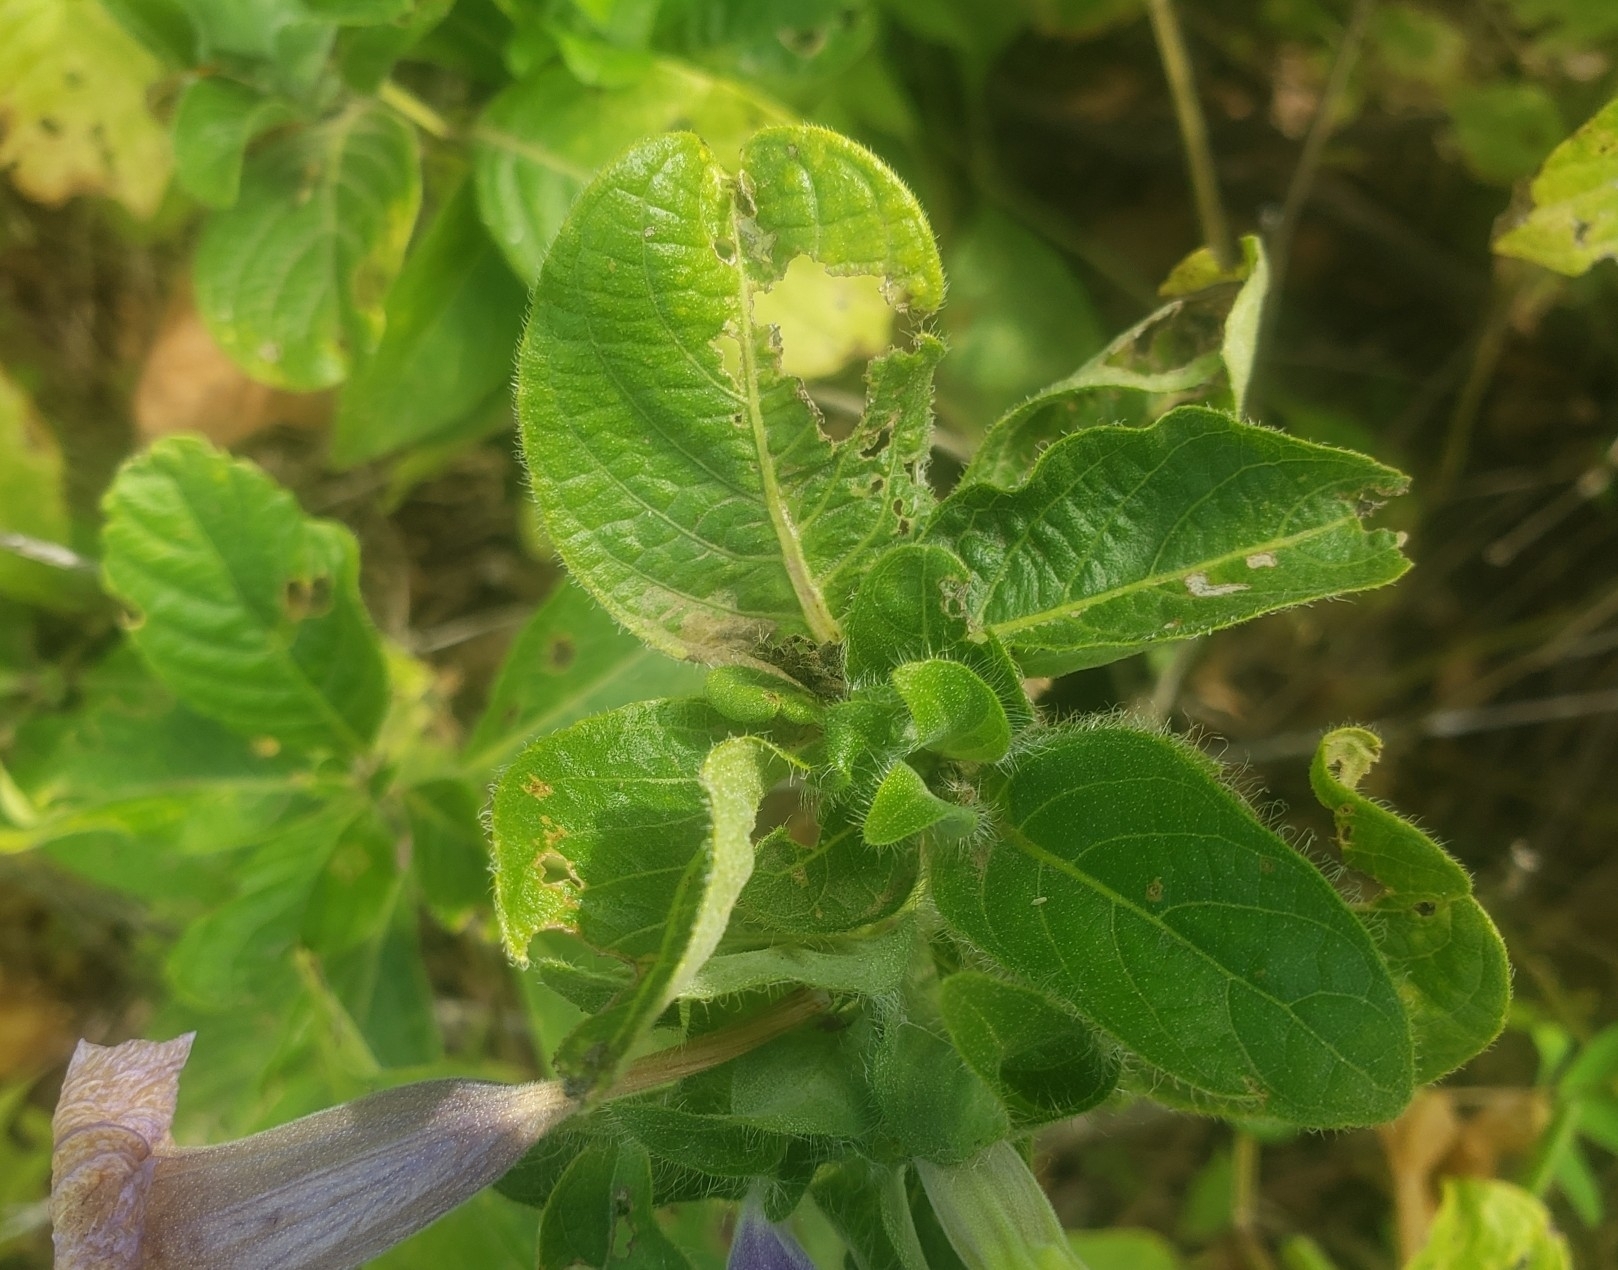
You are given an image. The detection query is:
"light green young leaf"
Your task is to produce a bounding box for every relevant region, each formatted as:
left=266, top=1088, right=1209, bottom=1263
left=864, top=760, right=976, bottom=846
left=0, top=0, right=172, bottom=216
left=1406, top=1179, right=1571, bottom=1270
left=0, top=367, right=87, bottom=612
left=933, top=725, right=1414, bottom=1127
left=939, top=971, right=1120, bottom=1127
left=915, top=1141, right=1086, bottom=1270
left=464, top=582, right=706, bottom=776
left=893, top=658, right=1011, bottom=763
left=928, top=405, right=1411, bottom=676
left=100, top=436, right=390, bottom=756
left=194, top=103, right=421, bottom=390
left=1494, top=95, right=1618, bottom=276
left=333, top=182, right=528, bottom=466
left=1311, top=727, right=1509, bottom=1083
left=1069, top=1229, right=1183, bottom=1270
left=705, top=664, right=822, bottom=726
left=473, top=59, right=790, bottom=284
left=517, top=125, right=945, bottom=665
left=171, top=77, right=295, bottom=209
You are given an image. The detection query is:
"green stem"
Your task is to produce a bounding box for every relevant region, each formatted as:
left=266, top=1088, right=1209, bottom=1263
left=1231, top=1130, right=1277, bottom=1270
left=1145, top=0, right=1234, bottom=270
left=379, top=80, right=454, bottom=140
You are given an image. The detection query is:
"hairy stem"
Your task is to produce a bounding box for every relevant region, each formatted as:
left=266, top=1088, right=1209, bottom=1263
left=1145, top=0, right=1234, bottom=270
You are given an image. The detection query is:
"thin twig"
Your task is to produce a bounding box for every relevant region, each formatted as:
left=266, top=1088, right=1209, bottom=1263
left=1252, top=0, right=1376, bottom=414
left=378, top=80, right=455, bottom=140
left=1144, top=0, right=1234, bottom=269
left=1230, top=1129, right=1277, bottom=1270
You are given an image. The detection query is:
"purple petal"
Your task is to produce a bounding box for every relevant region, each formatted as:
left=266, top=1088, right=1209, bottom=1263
left=728, top=1202, right=815, bottom=1270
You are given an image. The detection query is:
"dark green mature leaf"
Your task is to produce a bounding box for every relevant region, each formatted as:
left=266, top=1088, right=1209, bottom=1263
left=517, top=125, right=945, bottom=665
left=100, top=436, right=389, bottom=756
left=873, top=1019, right=1008, bottom=1163
left=811, top=1158, right=930, bottom=1270
left=927, top=405, right=1411, bottom=676
left=610, top=1101, right=788, bottom=1177
left=939, top=972, right=1119, bottom=1127
left=332, top=182, right=528, bottom=466
left=1311, top=727, right=1510, bottom=1083
left=539, top=1140, right=694, bottom=1269
left=473, top=59, right=790, bottom=284
left=171, top=76, right=293, bottom=208
left=735, top=805, right=919, bottom=935
left=194, top=102, right=421, bottom=389
left=933, top=725, right=1414, bottom=1127
left=464, top=582, right=706, bottom=777
left=1494, top=95, right=1618, bottom=276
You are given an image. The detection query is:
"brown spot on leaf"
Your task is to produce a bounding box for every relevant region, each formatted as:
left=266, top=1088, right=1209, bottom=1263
left=1146, top=878, right=1164, bottom=902
left=524, top=775, right=553, bottom=800
left=546, top=636, right=575, bottom=671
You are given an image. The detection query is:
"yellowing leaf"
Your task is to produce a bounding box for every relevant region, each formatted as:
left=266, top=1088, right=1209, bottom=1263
left=0, top=0, right=172, bottom=216
left=1406, top=1179, right=1571, bottom=1270
left=752, top=256, right=893, bottom=381
left=1495, top=95, right=1618, bottom=277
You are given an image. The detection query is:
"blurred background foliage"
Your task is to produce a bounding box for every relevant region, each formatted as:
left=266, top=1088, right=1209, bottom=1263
left=4, top=0, right=1618, bottom=1266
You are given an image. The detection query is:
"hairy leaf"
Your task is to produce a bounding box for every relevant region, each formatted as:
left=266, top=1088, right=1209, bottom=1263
left=539, top=1140, right=694, bottom=1268
left=1494, top=95, right=1618, bottom=276
left=473, top=59, right=790, bottom=284
left=928, top=405, right=1410, bottom=675
left=464, top=582, right=706, bottom=777
left=892, top=659, right=1011, bottom=763
left=811, top=1158, right=930, bottom=1270
left=933, top=725, right=1414, bottom=1127
left=1312, top=727, right=1509, bottom=1082
left=333, top=182, right=528, bottom=465
left=517, top=126, right=945, bottom=665
left=874, top=1018, right=1008, bottom=1163
left=0, top=0, right=172, bottom=216
left=685, top=919, right=913, bottom=1000
left=939, top=972, right=1119, bottom=1127
left=100, top=436, right=390, bottom=756
left=194, top=103, right=421, bottom=389
left=863, top=760, right=976, bottom=847
left=171, top=77, right=294, bottom=209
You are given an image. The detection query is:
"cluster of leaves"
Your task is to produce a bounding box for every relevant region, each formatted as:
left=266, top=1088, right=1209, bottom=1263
left=8, top=0, right=1618, bottom=1264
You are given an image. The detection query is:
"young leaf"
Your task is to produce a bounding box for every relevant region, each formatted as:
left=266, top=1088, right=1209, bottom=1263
left=938, top=972, right=1119, bottom=1127
left=539, top=1140, right=695, bottom=1268
left=1311, top=727, right=1510, bottom=1083
left=100, top=436, right=390, bottom=756
left=892, top=659, right=1011, bottom=763
left=927, top=405, right=1411, bottom=676
left=1493, top=95, right=1618, bottom=276
left=863, top=760, right=976, bottom=847
left=914, top=1141, right=1086, bottom=1270
left=194, top=103, right=422, bottom=390
left=171, top=77, right=295, bottom=209
left=517, top=125, right=945, bottom=665
left=464, top=581, right=706, bottom=777
left=811, top=1158, right=930, bottom=1270
left=333, top=182, right=529, bottom=466
left=473, top=59, right=791, bottom=284
left=1406, top=1179, right=1571, bottom=1270
left=0, top=0, right=172, bottom=216
left=933, top=725, right=1415, bottom=1127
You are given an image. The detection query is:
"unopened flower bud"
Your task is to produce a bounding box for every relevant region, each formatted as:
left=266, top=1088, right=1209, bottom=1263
left=915, top=1141, right=1087, bottom=1270
left=727, top=1196, right=814, bottom=1270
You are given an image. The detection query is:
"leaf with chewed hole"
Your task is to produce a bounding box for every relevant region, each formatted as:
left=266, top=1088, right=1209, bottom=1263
left=100, top=436, right=388, bottom=756
left=517, top=125, right=945, bottom=668
left=927, top=405, right=1411, bottom=676
left=933, top=724, right=1414, bottom=1127
left=1312, top=727, right=1510, bottom=1083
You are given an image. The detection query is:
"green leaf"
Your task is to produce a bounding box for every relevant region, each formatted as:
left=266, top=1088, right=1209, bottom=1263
left=933, top=725, right=1414, bottom=1127
left=517, top=125, right=945, bottom=664
left=0, top=0, right=173, bottom=217
left=864, top=760, right=976, bottom=847
left=927, top=405, right=1411, bottom=676
left=473, top=59, right=791, bottom=284
left=1311, top=727, right=1509, bottom=1083
left=1494, top=95, right=1618, bottom=276
left=892, top=659, right=1011, bottom=763
left=811, top=1158, right=930, bottom=1270
left=194, top=103, right=421, bottom=390
left=1448, top=82, right=1564, bottom=186
left=610, top=1101, right=788, bottom=1177
left=1406, top=1179, right=1571, bottom=1270
left=685, top=918, right=914, bottom=1000
left=403, top=778, right=490, bottom=924
left=334, top=0, right=453, bottom=92
left=333, top=182, right=528, bottom=466
left=464, top=581, right=706, bottom=777
left=936, top=208, right=1105, bottom=429
left=657, top=0, right=878, bottom=101
left=729, top=1024, right=874, bottom=1139
left=539, top=1140, right=695, bottom=1269
left=939, top=971, right=1119, bottom=1127
left=874, top=1018, right=1008, bottom=1163
left=100, top=436, right=390, bottom=756
left=304, top=0, right=410, bottom=21
left=174, top=0, right=334, bottom=90
left=0, top=367, right=88, bottom=612
left=705, top=664, right=822, bottom=726
left=1068, top=1229, right=1184, bottom=1270
left=171, top=76, right=295, bottom=209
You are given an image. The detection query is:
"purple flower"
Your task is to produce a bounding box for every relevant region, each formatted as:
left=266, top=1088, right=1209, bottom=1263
left=728, top=1196, right=815, bottom=1270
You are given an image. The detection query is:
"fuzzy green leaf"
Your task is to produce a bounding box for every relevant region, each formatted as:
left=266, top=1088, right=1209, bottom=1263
left=811, top=1158, right=930, bottom=1270
left=464, top=582, right=706, bottom=777
left=933, top=725, right=1414, bottom=1127
left=928, top=405, right=1411, bottom=675
left=874, top=1019, right=1009, bottom=1163
left=473, top=59, right=790, bottom=284
left=171, top=76, right=294, bottom=208
left=939, top=972, right=1120, bottom=1127
left=100, top=436, right=389, bottom=756
left=194, top=103, right=421, bottom=389
left=864, top=760, right=976, bottom=847
left=893, top=658, right=1011, bottom=763
left=1311, top=727, right=1510, bottom=1083
left=539, top=1140, right=694, bottom=1269
left=332, top=182, right=528, bottom=465
left=1494, top=95, right=1618, bottom=276
left=685, top=918, right=914, bottom=1000
left=517, top=125, right=945, bottom=665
